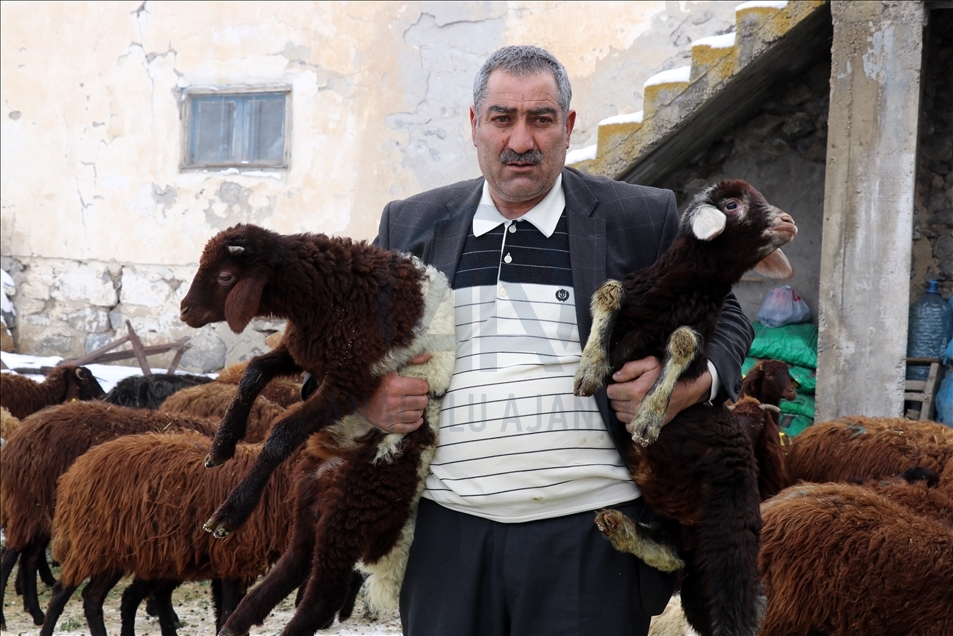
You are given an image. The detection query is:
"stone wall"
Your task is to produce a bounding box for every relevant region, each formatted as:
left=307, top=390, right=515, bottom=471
left=911, top=9, right=953, bottom=302
left=656, top=61, right=831, bottom=322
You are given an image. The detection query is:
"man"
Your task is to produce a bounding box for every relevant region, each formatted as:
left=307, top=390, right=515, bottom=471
left=361, top=45, right=753, bottom=635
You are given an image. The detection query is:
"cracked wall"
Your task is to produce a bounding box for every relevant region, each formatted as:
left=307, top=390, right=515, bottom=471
left=0, top=0, right=738, bottom=367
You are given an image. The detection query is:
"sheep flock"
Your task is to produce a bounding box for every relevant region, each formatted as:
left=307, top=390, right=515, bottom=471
left=2, top=214, right=952, bottom=635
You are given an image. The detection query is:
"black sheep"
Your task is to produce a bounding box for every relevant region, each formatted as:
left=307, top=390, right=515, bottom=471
left=575, top=179, right=797, bottom=636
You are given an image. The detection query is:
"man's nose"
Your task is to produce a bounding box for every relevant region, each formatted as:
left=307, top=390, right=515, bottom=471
left=507, top=120, right=536, bottom=155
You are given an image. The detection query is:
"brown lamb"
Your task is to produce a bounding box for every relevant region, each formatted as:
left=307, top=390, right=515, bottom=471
left=758, top=480, right=953, bottom=636
left=575, top=180, right=797, bottom=636
left=40, top=430, right=305, bottom=636
left=179, top=223, right=456, bottom=635
left=0, top=365, right=106, bottom=419
left=786, top=415, right=953, bottom=484
left=0, top=401, right=217, bottom=628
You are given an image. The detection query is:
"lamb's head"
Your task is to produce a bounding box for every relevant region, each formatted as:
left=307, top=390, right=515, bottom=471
left=682, top=179, right=797, bottom=279
left=180, top=224, right=280, bottom=334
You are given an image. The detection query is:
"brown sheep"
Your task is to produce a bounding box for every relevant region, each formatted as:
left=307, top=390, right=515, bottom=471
left=0, top=365, right=105, bottom=419
left=758, top=480, right=953, bottom=636
left=0, top=401, right=217, bottom=628
left=738, top=359, right=797, bottom=407
left=786, top=416, right=953, bottom=484
left=212, top=370, right=304, bottom=409
left=575, top=180, right=796, bottom=636
left=40, top=430, right=302, bottom=636
left=0, top=405, right=19, bottom=440
left=158, top=382, right=285, bottom=443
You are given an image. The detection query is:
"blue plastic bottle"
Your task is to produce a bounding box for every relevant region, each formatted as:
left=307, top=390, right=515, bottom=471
left=906, top=280, right=953, bottom=380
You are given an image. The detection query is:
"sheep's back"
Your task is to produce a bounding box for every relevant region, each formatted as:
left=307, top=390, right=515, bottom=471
left=0, top=401, right=217, bottom=547
left=787, top=417, right=953, bottom=484
left=759, top=482, right=953, bottom=636
left=159, top=382, right=285, bottom=442
left=51, top=431, right=296, bottom=585
left=0, top=371, right=61, bottom=419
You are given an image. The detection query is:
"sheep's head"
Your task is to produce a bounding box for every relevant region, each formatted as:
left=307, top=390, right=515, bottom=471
left=62, top=365, right=107, bottom=402
left=180, top=224, right=274, bottom=334
left=682, top=179, right=797, bottom=279
left=740, top=359, right=798, bottom=407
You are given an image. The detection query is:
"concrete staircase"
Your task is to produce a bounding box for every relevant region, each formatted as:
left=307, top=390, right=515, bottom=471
left=567, top=0, right=830, bottom=183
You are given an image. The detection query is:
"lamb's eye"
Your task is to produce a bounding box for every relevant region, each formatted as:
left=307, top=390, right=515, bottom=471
left=218, top=273, right=233, bottom=284
left=725, top=201, right=739, bottom=211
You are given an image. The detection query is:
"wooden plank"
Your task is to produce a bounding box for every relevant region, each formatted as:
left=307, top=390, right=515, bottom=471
left=125, top=321, right=152, bottom=376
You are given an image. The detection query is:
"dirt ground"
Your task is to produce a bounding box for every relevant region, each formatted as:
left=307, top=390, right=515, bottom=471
left=1, top=567, right=403, bottom=636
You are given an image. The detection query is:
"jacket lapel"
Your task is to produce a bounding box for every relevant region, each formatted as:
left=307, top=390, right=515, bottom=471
left=430, top=180, right=484, bottom=287
left=563, top=168, right=604, bottom=346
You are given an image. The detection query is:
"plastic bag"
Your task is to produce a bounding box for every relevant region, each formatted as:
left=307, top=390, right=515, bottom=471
left=756, top=286, right=812, bottom=328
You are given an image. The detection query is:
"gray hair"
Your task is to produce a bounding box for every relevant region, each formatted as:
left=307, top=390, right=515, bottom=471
left=472, top=45, right=572, bottom=118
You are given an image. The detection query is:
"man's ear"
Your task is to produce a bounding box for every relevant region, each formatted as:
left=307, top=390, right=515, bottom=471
left=470, top=105, right=478, bottom=145
left=564, top=109, right=577, bottom=143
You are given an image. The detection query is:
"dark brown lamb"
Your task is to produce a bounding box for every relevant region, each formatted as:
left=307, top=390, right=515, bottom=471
left=40, top=430, right=303, bottom=636
left=179, top=223, right=456, bottom=634
left=0, top=365, right=105, bottom=419
left=0, top=401, right=217, bottom=628
left=575, top=179, right=797, bottom=636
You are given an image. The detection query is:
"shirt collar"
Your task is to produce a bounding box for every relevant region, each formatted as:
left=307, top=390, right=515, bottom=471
left=472, top=173, right=565, bottom=238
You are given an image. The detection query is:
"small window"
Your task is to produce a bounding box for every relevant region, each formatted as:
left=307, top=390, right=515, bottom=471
left=182, top=88, right=290, bottom=169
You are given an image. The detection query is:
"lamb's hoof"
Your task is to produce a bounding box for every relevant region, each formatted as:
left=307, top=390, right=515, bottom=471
left=203, top=516, right=231, bottom=539
left=217, top=628, right=235, bottom=636
left=595, top=509, right=630, bottom=539
left=629, top=410, right=663, bottom=447
left=204, top=450, right=232, bottom=469
left=573, top=375, right=601, bottom=398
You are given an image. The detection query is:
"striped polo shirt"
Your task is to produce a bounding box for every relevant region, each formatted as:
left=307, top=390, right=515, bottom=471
left=423, top=174, right=640, bottom=522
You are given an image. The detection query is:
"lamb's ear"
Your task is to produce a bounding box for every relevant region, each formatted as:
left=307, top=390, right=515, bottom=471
left=224, top=275, right=266, bottom=333
left=753, top=249, right=794, bottom=279
left=690, top=204, right=726, bottom=241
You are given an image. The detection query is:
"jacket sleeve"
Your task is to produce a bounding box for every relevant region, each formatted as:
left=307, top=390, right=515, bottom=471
left=707, top=293, right=754, bottom=402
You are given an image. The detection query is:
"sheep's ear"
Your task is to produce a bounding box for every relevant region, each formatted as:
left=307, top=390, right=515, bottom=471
left=690, top=204, right=726, bottom=241
left=224, top=275, right=266, bottom=333
left=753, top=249, right=794, bottom=279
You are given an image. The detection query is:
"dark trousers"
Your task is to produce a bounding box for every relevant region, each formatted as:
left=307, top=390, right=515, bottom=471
left=399, top=498, right=674, bottom=636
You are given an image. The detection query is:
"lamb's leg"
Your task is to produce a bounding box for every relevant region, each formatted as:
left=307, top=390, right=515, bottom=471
left=82, top=570, right=123, bottom=636
left=594, top=509, right=685, bottom=572
left=21, top=539, right=47, bottom=625
left=280, top=538, right=365, bottom=636
left=575, top=280, right=624, bottom=397
left=0, top=546, right=19, bottom=629
left=206, top=346, right=302, bottom=468
left=120, top=578, right=159, bottom=636
left=39, top=580, right=79, bottom=636
left=145, top=579, right=182, bottom=628
left=338, top=570, right=367, bottom=622
left=212, top=578, right=248, bottom=632
left=37, top=551, right=57, bottom=587
left=629, top=326, right=703, bottom=447
left=219, top=525, right=317, bottom=636
left=205, top=383, right=351, bottom=536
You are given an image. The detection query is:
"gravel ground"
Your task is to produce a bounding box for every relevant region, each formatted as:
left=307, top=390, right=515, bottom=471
left=1, top=568, right=403, bottom=636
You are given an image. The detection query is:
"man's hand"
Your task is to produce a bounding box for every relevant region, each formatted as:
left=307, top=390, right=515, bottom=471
left=606, top=357, right=712, bottom=432
left=358, top=353, right=432, bottom=433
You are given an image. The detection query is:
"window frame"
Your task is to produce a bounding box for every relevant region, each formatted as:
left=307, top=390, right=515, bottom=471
left=180, top=84, right=293, bottom=171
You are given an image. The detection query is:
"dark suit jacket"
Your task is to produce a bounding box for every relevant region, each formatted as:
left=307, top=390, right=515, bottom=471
left=376, top=166, right=753, bottom=449
left=375, top=166, right=753, bottom=614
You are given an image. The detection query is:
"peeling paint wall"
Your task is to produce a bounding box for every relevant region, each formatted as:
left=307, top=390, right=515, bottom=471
left=0, top=0, right=738, bottom=367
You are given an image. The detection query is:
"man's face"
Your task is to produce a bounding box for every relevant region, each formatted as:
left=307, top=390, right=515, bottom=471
left=470, top=70, right=576, bottom=215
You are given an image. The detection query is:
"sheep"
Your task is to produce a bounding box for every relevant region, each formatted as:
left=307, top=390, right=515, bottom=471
left=211, top=370, right=304, bottom=409
left=0, top=364, right=106, bottom=419
left=0, top=405, right=19, bottom=439
left=178, top=223, right=455, bottom=634
left=758, top=480, right=953, bottom=636
left=0, top=401, right=218, bottom=628
left=786, top=415, right=953, bottom=484
left=103, top=372, right=214, bottom=409
left=158, top=382, right=285, bottom=443
left=39, top=430, right=302, bottom=636
left=738, top=359, right=797, bottom=407
left=574, top=179, right=797, bottom=636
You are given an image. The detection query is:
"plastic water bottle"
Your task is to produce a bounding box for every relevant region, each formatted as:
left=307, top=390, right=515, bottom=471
left=906, top=280, right=953, bottom=380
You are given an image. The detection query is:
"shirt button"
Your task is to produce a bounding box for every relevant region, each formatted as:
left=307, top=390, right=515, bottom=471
left=504, top=253, right=513, bottom=264
left=508, top=223, right=517, bottom=233
left=499, top=287, right=508, bottom=298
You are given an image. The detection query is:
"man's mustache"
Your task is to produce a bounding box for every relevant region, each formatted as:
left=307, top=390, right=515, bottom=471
left=499, top=148, right=544, bottom=164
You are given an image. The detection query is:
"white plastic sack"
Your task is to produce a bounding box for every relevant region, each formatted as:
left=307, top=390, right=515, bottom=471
left=756, top=286, right=812, bottom=328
